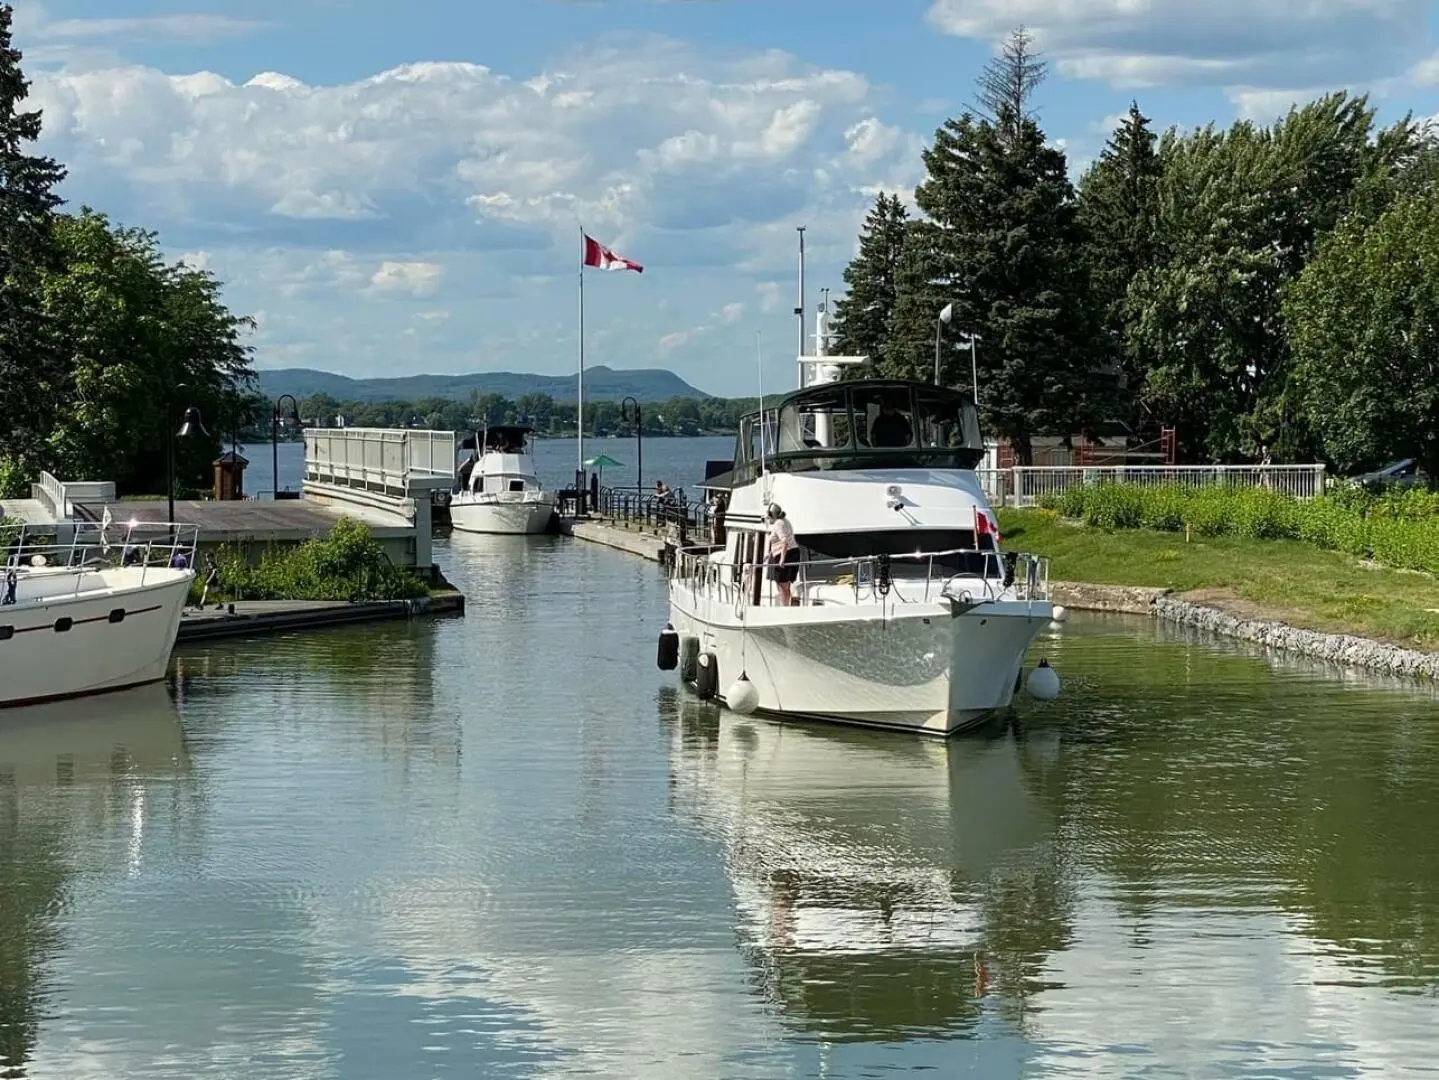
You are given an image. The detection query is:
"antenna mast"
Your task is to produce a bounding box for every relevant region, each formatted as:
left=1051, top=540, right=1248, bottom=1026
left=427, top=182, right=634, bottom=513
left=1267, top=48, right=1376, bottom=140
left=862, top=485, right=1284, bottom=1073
left=795, top=226, right=806, bottom=389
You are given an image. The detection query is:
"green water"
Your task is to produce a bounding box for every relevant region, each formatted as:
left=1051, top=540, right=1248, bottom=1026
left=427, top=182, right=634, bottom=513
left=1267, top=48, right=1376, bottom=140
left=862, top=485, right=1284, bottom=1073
left=1, top=532, right=1437, bottom=1077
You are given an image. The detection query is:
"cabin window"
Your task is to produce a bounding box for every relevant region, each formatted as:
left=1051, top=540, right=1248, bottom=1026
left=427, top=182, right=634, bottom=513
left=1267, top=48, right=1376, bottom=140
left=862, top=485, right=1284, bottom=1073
left=509, top=480, right=524, bottom=492
left=778, top=387, right=852, bottom=452
left=473, top=476, right=484, bottom=493
left=108, top=608, right=125, bottom=623
left=0, top=626, right=11, bottom=641
left=54, top=616, right=72, bottom=633
left=914, top=387, right=982, bottom=450
left=800, top=530, right=993, bottom=574
left=852, top=387, right=916, bottom=449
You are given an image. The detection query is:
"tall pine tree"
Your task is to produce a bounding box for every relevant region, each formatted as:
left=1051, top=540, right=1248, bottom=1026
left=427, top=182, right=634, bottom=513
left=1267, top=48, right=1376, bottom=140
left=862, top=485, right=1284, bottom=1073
left=1076, top=102, right=1162, bottom=429
left=885, top=35, right=1102, bottom=463
left=831, top=192, right=908, bottom=369
left=0, top=2, right=66, bottom=485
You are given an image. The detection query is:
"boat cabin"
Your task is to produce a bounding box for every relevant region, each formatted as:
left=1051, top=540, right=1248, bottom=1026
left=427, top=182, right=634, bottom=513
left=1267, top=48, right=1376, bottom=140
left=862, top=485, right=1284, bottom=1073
left=727, top=379, right=983, bottom=484
left=697, top=380, right=1000, bottom=595
left=455, top=425, right=542, bottom=495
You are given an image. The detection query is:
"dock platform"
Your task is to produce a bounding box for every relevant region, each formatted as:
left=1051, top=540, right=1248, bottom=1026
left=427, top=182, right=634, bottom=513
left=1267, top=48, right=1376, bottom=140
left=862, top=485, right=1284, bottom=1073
left=72, top=497, right=411, bottom=542
left=559, top=517, right=666, bottom=561
left=176, top=592, right=465, bottom=642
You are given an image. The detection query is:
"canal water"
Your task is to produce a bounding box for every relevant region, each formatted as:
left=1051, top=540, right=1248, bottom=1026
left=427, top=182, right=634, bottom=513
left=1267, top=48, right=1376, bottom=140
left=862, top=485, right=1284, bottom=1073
left=4, top=532, right=1439, bottom=1076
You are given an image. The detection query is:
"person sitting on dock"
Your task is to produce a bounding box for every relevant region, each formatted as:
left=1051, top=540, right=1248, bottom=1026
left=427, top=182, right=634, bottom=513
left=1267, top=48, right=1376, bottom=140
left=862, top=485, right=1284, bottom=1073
left=765, top=503, right=799, bottom=606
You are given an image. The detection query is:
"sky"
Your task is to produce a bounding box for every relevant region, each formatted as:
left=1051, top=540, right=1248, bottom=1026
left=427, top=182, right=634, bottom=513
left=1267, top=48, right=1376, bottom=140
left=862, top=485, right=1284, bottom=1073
left=13, top=0, right=1439, bottom=399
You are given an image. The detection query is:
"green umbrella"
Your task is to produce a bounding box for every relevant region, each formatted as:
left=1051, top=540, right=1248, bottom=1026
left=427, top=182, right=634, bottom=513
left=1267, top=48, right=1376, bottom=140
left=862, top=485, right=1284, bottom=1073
left=583, top=454, right=624, bottom=469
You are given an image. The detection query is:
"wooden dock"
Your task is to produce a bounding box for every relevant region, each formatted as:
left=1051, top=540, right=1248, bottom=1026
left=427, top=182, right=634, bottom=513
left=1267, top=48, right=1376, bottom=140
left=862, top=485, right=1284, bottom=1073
left=176, top=592, right=465, bottom=642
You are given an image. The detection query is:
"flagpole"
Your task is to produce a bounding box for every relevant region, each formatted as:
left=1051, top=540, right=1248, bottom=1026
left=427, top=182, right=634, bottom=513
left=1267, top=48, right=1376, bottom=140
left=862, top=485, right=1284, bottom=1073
left=577, top=225, right=585, bottom=490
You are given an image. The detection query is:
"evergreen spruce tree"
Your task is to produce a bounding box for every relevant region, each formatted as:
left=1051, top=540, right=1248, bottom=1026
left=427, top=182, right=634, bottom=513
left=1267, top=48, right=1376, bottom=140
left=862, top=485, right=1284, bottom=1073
left=886, top=51, right=1101, bottom=462
left=1075, top=102, right=1162, bottom=428
left=831, top=192, right=908, bottom=369
left=0, top=2, right=66, bottom=483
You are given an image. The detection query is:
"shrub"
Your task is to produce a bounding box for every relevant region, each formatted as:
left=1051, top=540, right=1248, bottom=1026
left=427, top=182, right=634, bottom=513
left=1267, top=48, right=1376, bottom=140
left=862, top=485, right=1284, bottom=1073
left=1043, top=480, right=1439, bottom=574
left=202, top=518, right=429, bottom=603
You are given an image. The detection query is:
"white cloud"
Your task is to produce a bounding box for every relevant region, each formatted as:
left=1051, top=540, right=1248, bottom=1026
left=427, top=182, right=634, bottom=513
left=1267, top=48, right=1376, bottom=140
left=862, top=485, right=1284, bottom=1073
left=1411, top=51, right=1439, bottom=86
left=369, top=260, right=444, bottom=297
left=11, top=32, right=920, bottom=393
left=925, top=0, right=1432, bottom=93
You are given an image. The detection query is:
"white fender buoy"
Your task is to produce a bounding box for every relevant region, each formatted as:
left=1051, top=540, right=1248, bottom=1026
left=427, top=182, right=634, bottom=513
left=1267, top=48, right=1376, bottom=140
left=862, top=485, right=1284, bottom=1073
left=726, top=673, right=760, bottom=715
left=1050, top=604, right=1068, bottom=623
left=1026, top=658, right=1061, bottom=701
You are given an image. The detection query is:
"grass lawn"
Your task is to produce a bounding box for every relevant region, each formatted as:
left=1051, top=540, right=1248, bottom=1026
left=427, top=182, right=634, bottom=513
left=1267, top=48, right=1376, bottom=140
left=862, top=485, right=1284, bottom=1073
left=999, top=508, right=1439, bottom=650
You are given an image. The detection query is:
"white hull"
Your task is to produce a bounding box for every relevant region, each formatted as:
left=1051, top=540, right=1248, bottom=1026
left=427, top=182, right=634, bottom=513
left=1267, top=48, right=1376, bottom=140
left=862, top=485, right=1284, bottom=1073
left=450, top=494, right=557, bottom=535
left=0, top=568, right=192, bottom=708
left=669, top=588, right=1051, bottom=735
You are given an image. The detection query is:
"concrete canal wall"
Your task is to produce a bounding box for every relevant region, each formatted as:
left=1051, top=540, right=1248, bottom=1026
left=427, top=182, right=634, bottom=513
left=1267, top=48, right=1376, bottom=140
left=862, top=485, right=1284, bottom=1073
left=563, top=515, right=1439, bottom=682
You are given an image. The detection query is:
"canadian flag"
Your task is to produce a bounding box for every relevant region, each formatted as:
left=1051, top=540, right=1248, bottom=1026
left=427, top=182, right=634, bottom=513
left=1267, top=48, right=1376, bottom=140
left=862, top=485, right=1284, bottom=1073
left=582, top=233, right=643, bottom=273
left=974, top=505, right=1002, bottom=545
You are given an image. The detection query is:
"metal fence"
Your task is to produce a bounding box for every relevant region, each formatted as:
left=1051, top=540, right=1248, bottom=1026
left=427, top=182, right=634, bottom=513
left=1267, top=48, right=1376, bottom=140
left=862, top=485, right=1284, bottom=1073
left=989, top=464, right=1328, bottom=506
left=596, top=486, right=712, bottom=538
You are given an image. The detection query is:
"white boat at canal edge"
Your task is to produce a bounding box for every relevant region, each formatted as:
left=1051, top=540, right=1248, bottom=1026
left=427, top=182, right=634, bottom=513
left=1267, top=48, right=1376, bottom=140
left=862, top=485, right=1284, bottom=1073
left=449, top=425, right=558, bottom=535
left=0, top=519, right=196, bottom=708
left=658, top=306, right=1060, bottom=736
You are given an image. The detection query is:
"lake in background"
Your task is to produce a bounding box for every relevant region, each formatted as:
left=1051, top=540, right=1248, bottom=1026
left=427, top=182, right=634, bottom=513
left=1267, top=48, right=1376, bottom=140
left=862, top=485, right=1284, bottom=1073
left=2, top=527, right=1439, bottom=1077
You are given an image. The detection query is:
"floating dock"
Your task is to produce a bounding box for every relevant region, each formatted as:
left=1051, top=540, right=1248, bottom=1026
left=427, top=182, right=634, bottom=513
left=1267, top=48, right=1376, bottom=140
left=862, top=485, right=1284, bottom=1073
left=176, top=592, right=466, bottom=642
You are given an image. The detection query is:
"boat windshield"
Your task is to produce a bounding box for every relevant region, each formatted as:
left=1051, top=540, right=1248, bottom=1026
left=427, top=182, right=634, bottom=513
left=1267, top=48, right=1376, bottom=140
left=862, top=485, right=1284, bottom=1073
left=736, top=383, right=981, bottom=476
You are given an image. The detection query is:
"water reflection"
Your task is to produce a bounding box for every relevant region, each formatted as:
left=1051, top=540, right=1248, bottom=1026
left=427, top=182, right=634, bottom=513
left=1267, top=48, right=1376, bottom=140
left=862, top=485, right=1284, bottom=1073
left=663, top=689, right=1067, bottom=1043
left=0, top=685, right=188, bottom=1078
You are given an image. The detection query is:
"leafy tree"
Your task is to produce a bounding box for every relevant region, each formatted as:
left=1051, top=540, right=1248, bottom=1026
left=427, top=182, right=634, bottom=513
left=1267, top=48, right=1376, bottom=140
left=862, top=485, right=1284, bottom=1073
left=1076, top=103, right=1162, bottom=427
left=886, top=108, right=1102, bottom=462
left=1127, top=93, right=1408, bottom=462
left=0, top=3, right=66, bottom=488
left=38, top=210, right=255, bottom=494
left=832, top=192, right=908, bottom=370
left=1284, top=193, right=1439, bottom=477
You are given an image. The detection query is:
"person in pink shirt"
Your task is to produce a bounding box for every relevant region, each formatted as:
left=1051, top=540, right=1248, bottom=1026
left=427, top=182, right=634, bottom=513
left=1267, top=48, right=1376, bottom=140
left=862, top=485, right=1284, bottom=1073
left=765, top=503, right=799, bottom=606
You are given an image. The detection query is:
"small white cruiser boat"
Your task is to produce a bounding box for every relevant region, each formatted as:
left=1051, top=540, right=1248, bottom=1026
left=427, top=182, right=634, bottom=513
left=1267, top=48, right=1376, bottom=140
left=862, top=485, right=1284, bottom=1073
left=450, top=425, right=558, bottom=535
left=0, top=518, right=196, bottom=708
left=659, top=325, right=1058, bottom=735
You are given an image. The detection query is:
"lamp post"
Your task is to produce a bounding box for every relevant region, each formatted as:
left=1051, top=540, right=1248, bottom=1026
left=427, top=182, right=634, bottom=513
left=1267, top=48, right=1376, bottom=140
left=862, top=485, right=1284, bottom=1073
left=271, top=394, right=300, bottom=499
left=167, top=391, right=208, bottom=527
left=620, top=395, right=643, bottom=494
left=935, top=303, right=953, bottom=385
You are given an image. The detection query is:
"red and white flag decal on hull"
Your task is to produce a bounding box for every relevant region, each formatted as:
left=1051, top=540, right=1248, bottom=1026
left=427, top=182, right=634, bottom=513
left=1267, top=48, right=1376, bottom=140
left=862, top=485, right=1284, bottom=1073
left=582, top=234, right=643, bottom=272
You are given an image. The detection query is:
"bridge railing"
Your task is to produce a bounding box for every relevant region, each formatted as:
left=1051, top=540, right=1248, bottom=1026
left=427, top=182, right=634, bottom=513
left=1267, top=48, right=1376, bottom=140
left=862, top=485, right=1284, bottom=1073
left=304, top=428, right=457, bottom=498
left=33, top=471, right=117, bottom=520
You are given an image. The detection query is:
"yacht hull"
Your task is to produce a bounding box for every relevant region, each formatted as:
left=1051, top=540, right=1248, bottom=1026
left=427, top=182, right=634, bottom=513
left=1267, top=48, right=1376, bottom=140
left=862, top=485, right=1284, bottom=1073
left=0, top=569, right=192, bottom=708
left=667, top=593, right=1052, bottom=735
left=450, top=495, right=557, bottom=535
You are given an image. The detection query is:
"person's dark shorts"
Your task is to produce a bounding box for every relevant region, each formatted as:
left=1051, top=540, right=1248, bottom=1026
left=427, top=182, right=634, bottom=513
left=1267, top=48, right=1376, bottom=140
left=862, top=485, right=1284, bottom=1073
left=770, top=546, right=799, bottom=584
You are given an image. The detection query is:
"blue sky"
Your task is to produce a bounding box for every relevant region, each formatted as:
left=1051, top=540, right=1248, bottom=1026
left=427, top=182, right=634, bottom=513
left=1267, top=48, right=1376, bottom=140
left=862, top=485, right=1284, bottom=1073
left=15, top=0, right=1439, bottom=397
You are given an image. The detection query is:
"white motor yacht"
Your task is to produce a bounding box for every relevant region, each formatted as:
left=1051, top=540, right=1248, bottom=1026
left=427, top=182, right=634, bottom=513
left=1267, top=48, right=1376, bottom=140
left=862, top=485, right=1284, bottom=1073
left=449, top=425, right=558, bottom=535
left=660, top=317, right=1058, bottom=735
left=0, top=519, right=197, bottom=708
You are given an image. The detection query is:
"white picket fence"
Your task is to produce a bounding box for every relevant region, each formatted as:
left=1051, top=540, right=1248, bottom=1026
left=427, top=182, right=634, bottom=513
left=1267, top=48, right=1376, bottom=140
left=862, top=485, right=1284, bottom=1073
left=975, top=464, right=1328, bottom=507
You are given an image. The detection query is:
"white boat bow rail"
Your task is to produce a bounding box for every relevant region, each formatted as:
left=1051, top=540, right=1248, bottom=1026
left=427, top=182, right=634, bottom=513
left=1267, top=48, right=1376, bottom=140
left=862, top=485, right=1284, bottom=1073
left=669, top=544, right=1050, bottom=608
left=4, top=520, right=200, bottom=589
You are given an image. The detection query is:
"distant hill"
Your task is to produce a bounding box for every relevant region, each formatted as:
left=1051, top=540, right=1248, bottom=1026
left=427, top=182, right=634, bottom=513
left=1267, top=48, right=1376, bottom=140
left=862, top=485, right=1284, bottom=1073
left=254, top=366, right=712, bottom=404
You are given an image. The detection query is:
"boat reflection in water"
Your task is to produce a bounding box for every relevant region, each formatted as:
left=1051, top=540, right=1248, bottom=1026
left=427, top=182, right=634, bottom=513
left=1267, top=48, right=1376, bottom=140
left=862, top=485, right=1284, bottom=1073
left=661, top=687, right=1067, bottom=1043
left=0, top=683, right=190, bottom=1076
left=0, top=681, right=190, bottom=787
